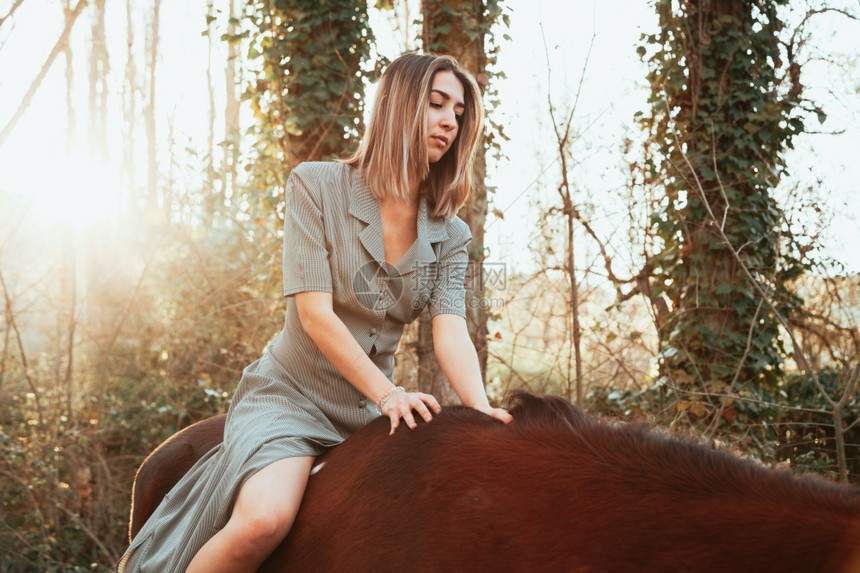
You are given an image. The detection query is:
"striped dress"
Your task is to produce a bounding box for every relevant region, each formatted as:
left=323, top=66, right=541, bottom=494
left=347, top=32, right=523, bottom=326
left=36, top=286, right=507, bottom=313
left=117, top=162, right=471, bottom=572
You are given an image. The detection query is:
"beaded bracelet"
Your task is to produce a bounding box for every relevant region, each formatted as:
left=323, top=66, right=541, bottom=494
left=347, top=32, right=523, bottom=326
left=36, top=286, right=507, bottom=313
left=376, top=386, right=405, bottom=411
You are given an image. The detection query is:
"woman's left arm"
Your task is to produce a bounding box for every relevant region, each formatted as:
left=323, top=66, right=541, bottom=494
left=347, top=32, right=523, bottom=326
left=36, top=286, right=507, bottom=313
left=432, top=313, right=513, bottom=423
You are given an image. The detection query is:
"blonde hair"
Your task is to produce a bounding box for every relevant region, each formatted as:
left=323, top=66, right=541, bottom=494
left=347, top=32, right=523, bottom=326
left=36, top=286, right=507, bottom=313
left=345, top=53, right=484, bottom=218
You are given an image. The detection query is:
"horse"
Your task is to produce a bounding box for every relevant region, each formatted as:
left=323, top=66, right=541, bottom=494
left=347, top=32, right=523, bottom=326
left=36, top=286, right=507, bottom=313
left=129, top=392, right=860, bottom=572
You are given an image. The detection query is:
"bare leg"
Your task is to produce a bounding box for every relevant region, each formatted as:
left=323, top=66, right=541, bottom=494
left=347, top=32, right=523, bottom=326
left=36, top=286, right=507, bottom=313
left=186, top=455, right=314, bottom=573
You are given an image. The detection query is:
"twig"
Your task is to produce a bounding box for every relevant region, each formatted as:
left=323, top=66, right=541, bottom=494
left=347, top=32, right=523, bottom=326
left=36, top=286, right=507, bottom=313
left=0, top=0, right=89, bottom=147
left=57, top=505, right=120, bottom=563
left=705, top=299, right=765, bottom=438
left=0, top=268, right=44, bottom=426
left=0, top=0, right=25, bottom=29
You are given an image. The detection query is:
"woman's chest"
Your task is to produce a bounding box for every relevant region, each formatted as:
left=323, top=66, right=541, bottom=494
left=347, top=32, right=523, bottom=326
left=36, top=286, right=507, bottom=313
left=323, top=209, right=437, bottom=323
left=379, top=201, right=418, bottom=267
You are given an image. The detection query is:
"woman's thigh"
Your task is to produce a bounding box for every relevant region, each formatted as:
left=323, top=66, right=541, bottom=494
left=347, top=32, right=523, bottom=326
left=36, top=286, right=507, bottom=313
left=231, top=455, right=315, bottom=536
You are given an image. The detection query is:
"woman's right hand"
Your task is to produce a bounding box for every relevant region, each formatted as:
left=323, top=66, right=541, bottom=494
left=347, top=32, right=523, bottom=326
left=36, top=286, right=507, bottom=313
left=380, top=390, right=442, bottom=435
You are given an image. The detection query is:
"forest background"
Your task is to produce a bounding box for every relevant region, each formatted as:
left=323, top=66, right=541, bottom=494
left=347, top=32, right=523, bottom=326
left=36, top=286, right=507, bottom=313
left=0, top=0, right=858, bottom=570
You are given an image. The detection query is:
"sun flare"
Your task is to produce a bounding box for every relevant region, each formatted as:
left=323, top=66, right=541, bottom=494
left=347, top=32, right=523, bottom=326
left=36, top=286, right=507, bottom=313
left=24, top=148, right=123, bottom=234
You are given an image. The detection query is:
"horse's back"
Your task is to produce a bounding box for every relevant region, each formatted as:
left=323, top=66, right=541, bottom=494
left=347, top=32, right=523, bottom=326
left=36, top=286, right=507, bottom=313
left=129, top=395, right=860, bottom=572
left=264, top=397, right=860, bottom=572
left=129, top=413, right=226, bottom=541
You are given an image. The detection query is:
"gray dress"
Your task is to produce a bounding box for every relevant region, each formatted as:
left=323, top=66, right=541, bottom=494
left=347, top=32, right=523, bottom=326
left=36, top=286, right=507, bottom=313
left=117, top=162, right=471, bottom=572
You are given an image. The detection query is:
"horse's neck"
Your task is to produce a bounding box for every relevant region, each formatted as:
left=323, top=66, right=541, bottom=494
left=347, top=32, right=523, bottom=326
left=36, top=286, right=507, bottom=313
left=844, top=529, right=860, bottom=573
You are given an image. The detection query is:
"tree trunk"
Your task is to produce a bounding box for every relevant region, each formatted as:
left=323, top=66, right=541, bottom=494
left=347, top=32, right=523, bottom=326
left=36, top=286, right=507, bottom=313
left=144, top=0, right=161, bottom=216
left=548, top=103, right=584, bottom=407
left=63, top=0, right=76, bottom=150
left=418, top=0, right=490, bottom=404
left=246, top=1, right=373, bottom=218
left=648, top=0, right=792, bottom=391
left=205, top=0, right=216, bottom=215
left=88, top=0, right=108, bottom=157
left=675, top=0, right=743, bottom=386
left=60, top=230, right=77, bottom=428
left=265, top=1, right=372, bottom=166
left=565, top=201, right=583, bottom=407
left=224, top=0, right=240, bottom=200
left=122, top=0, right=137, bottom=214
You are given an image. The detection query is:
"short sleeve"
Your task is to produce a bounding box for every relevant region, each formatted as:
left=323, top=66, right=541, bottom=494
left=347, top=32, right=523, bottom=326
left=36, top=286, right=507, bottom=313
left=429, top=221, right=471, bottom=318
left=282, top=167, right=333, bottom=296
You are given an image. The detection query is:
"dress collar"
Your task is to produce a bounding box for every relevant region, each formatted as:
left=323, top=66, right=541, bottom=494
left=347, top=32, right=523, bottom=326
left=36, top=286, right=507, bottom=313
left=348, top=167, right=448, bottom=275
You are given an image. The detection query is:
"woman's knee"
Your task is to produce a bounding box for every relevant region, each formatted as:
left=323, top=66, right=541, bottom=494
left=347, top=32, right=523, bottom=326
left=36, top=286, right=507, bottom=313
left=227, top=505, right=296, bottom=560
left=247, top=508, right=294, bottom=543
left=226, top=457, right=313, bottom=559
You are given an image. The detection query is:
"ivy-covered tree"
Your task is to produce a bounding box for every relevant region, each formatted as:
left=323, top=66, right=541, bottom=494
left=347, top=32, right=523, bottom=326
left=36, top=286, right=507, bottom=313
left=640, top=0, right=805, bottom=400
left=244, top=0, right=375, bottom=213
left=417, top=0, right=507, bottom=403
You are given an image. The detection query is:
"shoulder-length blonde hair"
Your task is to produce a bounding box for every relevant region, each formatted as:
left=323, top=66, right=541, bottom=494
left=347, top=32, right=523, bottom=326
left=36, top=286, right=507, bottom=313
left=345, top=53, right=484, bottom=218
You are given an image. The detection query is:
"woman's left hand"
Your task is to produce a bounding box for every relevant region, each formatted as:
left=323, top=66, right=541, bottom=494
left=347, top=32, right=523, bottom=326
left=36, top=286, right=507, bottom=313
left=472, top=404, right=513, bottom=424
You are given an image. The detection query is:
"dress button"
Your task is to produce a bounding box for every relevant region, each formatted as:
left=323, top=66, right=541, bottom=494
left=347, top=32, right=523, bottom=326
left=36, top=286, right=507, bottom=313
left=358, top=398, right=367, bottom=408
left=370, top=327, right=378, bottom=336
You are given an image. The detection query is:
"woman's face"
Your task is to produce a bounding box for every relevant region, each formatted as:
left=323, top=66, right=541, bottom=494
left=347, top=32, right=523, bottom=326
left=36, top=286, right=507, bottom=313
left=426, top=70, right=465, bottom=164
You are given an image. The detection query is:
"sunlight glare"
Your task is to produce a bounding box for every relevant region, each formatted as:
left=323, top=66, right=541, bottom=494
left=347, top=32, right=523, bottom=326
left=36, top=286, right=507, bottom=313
left=31, top=149, right=122, bottom=234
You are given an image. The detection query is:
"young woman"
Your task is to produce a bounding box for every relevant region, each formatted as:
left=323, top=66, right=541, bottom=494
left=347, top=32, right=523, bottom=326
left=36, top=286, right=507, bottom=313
left=118, top=52, right=511, bottom=573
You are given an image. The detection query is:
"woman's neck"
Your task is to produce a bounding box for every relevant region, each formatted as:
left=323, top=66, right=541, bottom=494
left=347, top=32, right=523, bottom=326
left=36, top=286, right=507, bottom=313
left=408, top=172, right=422, bottom=200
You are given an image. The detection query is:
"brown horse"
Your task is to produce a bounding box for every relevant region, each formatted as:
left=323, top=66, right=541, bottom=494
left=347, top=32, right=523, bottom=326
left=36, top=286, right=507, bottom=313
left=129, top=393, right=860, bottom=572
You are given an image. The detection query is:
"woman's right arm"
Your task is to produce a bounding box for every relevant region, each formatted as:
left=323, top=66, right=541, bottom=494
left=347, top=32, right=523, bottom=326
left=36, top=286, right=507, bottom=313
left=295, top=291, right=440, bottom=434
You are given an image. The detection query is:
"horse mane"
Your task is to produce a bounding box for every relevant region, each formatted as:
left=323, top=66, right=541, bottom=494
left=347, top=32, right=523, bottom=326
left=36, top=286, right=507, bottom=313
left=506, top=390, right=589, bottom=432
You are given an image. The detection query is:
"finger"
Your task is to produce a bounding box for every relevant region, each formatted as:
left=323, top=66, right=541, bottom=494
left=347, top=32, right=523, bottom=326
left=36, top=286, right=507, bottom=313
left=416, top=392, right=442, bottom=414
left=388, top=412, right=400, bottom=435
left=493, top=408, right=514, bottom=424
left=412, top=400, right=433, bottom=422
left=427, top=396, right=442, bottom=414
left=400, top=406, right=417, bottom=430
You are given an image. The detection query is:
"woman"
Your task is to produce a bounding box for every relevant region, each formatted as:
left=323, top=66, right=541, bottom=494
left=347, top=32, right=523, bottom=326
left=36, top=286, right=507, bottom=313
left=118, top=52, right=511, bottom=573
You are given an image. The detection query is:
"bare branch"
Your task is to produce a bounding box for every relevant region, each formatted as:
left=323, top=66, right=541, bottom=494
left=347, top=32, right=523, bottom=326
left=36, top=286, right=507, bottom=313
left=0, top=0, right=25, bottom=29
left=57, top=505, right=119, bottom=563
left=0, top=267, right=44, bottom=426
left=0, top=0, right=89, bottom=147
left=705, top=299, right=765, bottom=438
